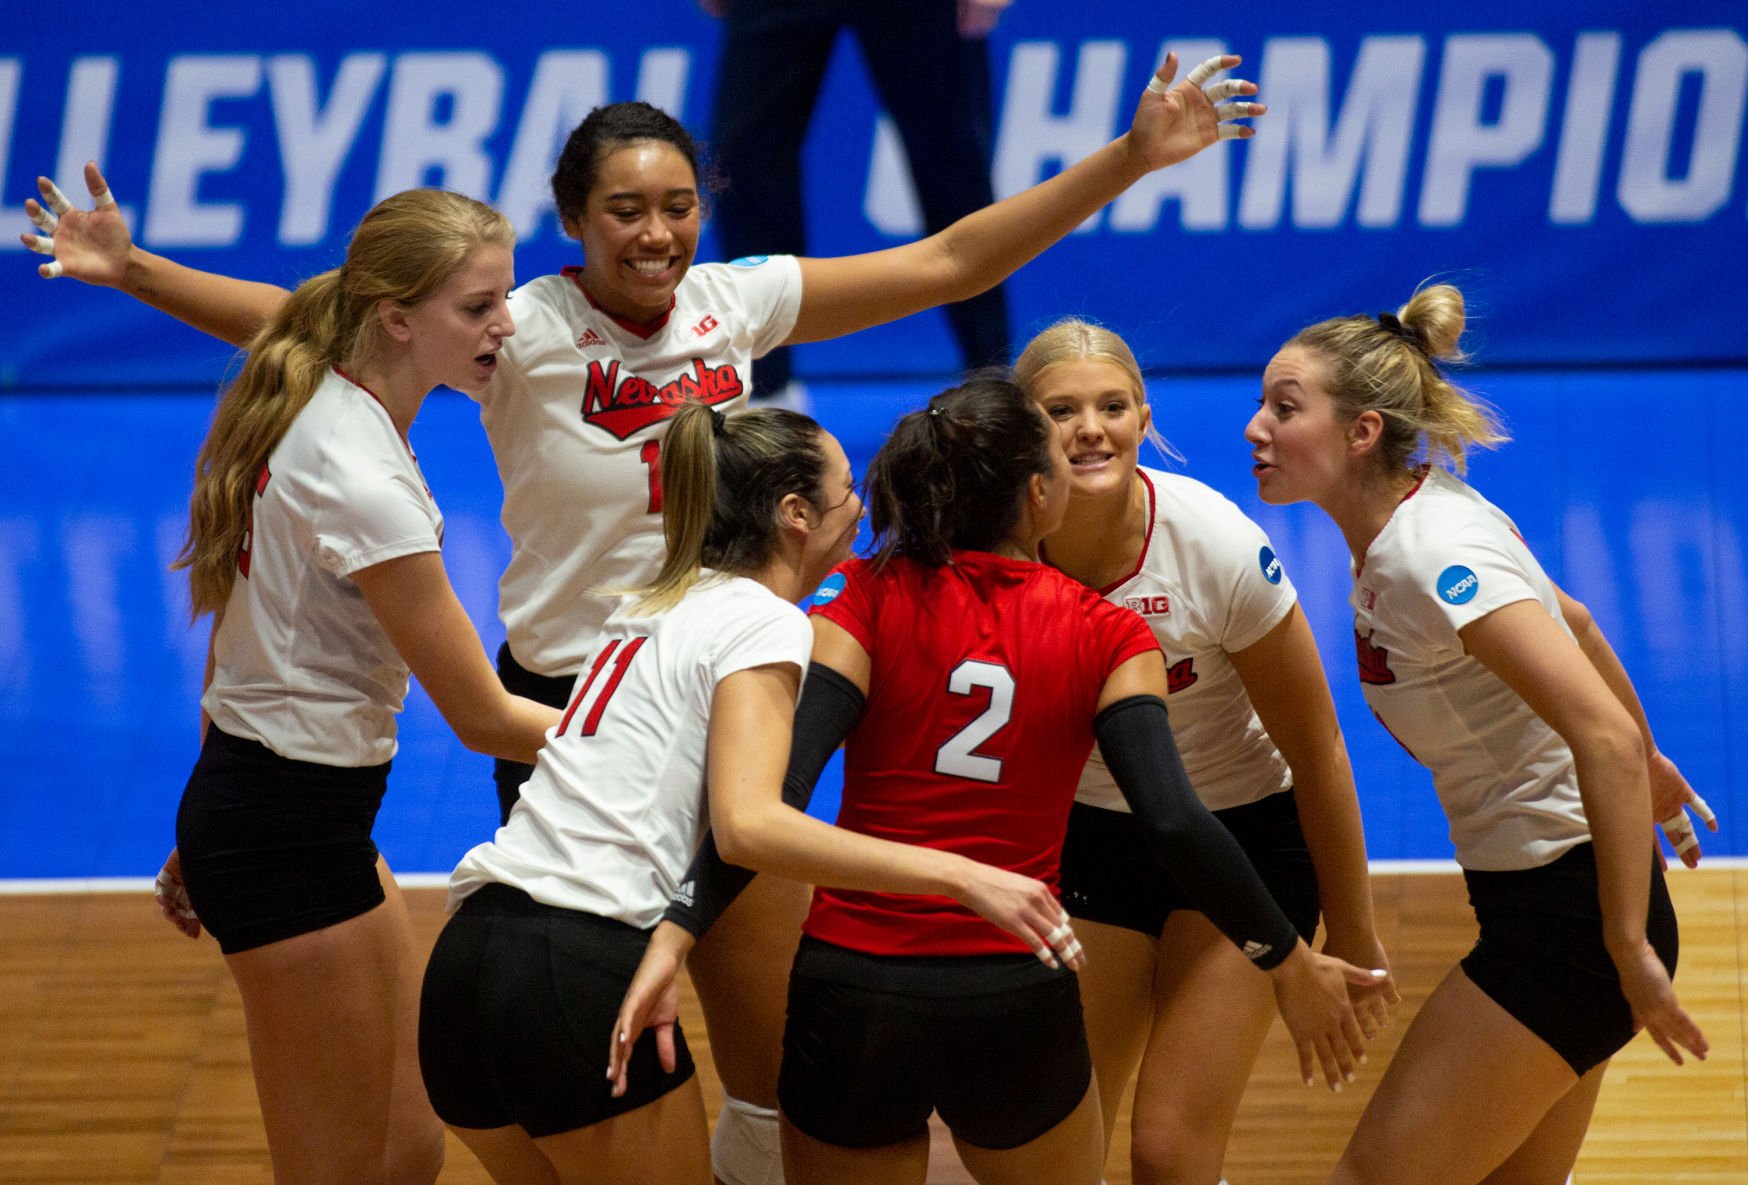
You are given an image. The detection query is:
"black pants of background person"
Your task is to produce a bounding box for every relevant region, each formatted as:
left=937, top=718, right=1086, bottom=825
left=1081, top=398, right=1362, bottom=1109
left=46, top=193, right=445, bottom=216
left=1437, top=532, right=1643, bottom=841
left=709, top=0, right=1011, bottom=396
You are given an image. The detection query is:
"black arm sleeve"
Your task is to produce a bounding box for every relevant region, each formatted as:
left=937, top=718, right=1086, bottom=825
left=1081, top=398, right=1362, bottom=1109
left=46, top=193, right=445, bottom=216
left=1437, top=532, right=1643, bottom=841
left=661, top=663, right=867, bottom=939
left=1094, top=694, right=1300, bottom=971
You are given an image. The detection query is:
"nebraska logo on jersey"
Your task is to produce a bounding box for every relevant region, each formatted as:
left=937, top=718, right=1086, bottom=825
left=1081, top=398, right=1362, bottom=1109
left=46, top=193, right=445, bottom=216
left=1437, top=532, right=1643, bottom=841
left=575, top=328, right=606, bottom=350
left=580, top=358, right=745, bottom=440
left=1355, top=630, right=1396, bottom=685
left=1124, top=594, right=1171, bottom=616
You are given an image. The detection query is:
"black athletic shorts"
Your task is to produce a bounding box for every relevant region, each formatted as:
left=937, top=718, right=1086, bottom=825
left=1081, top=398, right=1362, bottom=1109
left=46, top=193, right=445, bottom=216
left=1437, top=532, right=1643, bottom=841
left=175, top=726, right=389, bottom=955
left=1460, top=842, right=1678, bottom=1076
left=419, top=883, right=697, bottom=1137
left=1059, top=789, right=1321, bottom=941
left=492, top=642, right=574, bottom=825
left=778, top=936, right=1092, bottom=1151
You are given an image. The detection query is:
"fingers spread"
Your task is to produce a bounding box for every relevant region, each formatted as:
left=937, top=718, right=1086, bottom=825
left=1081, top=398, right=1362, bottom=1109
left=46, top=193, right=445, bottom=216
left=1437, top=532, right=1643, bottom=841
left=26, top=200, right=57, bottom=234
left=36, top=177, right=74, bottom=217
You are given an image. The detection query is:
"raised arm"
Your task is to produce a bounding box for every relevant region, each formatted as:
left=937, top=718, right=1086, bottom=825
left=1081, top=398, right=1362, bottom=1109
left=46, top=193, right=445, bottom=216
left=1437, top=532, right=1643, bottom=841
left=24, top=163, right=286, bottom=347
left=1461, top=600, right=1707, bottom=1065
left=1554, top=585, right=1715, bottom=866
left=352, top=551, right=559, bottom=764
left=785, top=52, right=1263, bottom=345
left=1229, top=605, right=1398, bottom=1028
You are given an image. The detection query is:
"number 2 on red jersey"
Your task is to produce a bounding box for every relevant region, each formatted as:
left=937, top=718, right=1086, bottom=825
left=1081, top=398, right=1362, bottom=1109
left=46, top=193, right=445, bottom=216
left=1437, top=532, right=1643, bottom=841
left=933, top=660, right=1015, bottom=783
left=556, top=636, right=647, bottom=737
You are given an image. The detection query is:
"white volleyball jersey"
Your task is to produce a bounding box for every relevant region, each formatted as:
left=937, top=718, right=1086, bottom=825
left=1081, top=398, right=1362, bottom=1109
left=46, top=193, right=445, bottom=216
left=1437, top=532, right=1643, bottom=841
left=475, top=256, right=803, bottom=676
left=203, top=369, right=444, bottom=767
left=1352, top=467, right=1590, bottom=871
left=1068, top=469, right=1297, bottom=813
left=447, top=574, right=812, bottom=928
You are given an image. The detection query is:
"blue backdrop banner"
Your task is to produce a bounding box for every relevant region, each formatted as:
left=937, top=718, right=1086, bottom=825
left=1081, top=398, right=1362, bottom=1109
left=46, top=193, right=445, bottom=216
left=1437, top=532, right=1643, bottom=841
left=3, top=1, right=1745, bottom=386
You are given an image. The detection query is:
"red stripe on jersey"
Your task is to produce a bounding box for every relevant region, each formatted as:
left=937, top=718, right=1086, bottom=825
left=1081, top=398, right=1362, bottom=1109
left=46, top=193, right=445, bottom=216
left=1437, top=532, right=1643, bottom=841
left=581, top=636, right=646, bottom=736
left=558, top=640, right=621, bottom=736
left=565, top=267, right=675, bottom=338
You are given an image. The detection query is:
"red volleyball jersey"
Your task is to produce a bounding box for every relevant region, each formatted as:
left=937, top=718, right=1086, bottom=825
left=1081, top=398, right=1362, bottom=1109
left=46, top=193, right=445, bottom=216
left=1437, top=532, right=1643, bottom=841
left=806, top=551, right=1160, bottom=956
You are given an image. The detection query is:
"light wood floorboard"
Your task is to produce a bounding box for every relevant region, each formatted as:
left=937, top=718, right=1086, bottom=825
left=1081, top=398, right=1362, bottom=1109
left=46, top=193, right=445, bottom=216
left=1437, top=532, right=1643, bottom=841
left=0, top=871, right=1741, bottom=1184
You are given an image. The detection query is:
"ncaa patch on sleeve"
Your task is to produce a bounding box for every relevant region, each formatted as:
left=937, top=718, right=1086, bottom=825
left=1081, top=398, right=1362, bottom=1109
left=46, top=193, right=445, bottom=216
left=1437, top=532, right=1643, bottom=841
left=728, top=255, right=769, bottom=267
left=812, top=571, right=847, bottom=605
left=1258, top=546, right=1284, bottom=585
left=1437, top=564, right=1480, bottom=604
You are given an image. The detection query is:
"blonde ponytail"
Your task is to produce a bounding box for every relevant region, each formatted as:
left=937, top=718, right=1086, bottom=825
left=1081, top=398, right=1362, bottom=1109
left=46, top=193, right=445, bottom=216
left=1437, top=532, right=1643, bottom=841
left=173, top=189, right=512, bottom=617
left=1289, top=282, right=1507, bottom=475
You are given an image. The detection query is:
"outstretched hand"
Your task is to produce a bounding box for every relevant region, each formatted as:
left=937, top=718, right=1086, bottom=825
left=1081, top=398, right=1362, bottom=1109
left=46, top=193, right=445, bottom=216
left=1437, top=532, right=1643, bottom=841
left=1268, top=941, right=1384, bottom=1091
left=1618, top=940, right=1707, bottom=1066
left=21, top=161, right=132, bottom=285
left=955, top=861, right=1086, bottom=971
left=606, top=924, right=690, bottom=1098
left=1127, top=53, right=1266, bottom=172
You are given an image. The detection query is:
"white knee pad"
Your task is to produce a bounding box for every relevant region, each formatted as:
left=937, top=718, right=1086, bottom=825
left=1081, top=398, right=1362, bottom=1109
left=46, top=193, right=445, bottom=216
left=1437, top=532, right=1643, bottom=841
left=712, top=1095, right=784, bottom=1185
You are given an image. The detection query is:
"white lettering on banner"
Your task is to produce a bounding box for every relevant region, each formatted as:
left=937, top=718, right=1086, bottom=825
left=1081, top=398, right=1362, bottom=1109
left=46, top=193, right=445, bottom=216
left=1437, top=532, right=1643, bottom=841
left=1550, top=32, right=1621, bottom=224
left=498, top=51, right=607, bottom=240
left=1618, top=29, right=1747, bottom=223
left=1420, top=34, right=1554, bottom=227
left=270, top=54, right=385, bottom=245
left=56, top=59, right=134, bottom=223
left=1239, top=36, right=1424, bottom=229
left=0, top=60, right=21, bottom=245
left=497, top=48, right=692, bottom=241
left=993, top=40, right=1126, bottom=232
left=865, top=116, right=923, bottom=235
left=145, top=55, right=262, bottom=246
left=1111, top=39, right=1231, bottom=231
left=374, top=52, right=503, bottom=201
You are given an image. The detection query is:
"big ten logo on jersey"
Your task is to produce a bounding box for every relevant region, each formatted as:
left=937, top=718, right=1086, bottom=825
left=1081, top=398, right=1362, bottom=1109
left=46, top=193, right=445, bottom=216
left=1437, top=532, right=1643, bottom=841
left=1166, top=657, right=1198, bottom=693
left=690, top=314, right=719, bottom=338
left=1354, top=630, right=1396, bottom=685
left=237, top=463, right=272, bottom=577
left=581, top=358, right=744, bottom=441
left=1124, top=594, right=1170, bottom=616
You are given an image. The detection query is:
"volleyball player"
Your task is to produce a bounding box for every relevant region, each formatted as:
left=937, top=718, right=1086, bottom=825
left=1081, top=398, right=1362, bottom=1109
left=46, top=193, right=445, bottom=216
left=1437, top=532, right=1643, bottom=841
left=1011, top=319, right=1395, bottom=1184
left=1245, top=284, right=1709, bottom=1185
left=164, top=190, right=561, bottom=1185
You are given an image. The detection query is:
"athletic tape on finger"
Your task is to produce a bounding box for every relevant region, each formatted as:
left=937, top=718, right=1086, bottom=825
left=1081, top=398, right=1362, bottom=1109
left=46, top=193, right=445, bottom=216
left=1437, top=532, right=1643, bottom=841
left=1660, top=814, right=1698, bottom=854
left=1204, top=79, right=1248, bottom=102
left=93, top=188, right=117, bottom=209
left=1216, top=102, right=1263, bottom=121
left=27, top=204, right=57, bottom=233
left=1184, top=55, right=1230, bottom=88
left=1215, top=125, right=1252, bottom=142
left=1145, top=75, right=1170, bottom=96
left=43, top=260, right=64, bottom=279
left=1688, top=791, right=1716, bottom=826
left=39, top=180, right=74, bottom=216
left=24, top=234, right=54, bottom=256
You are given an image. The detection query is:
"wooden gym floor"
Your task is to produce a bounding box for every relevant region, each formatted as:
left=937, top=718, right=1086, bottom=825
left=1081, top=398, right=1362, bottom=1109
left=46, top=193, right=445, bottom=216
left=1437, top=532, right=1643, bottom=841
left=1, top=869, right=1743, bottom=1184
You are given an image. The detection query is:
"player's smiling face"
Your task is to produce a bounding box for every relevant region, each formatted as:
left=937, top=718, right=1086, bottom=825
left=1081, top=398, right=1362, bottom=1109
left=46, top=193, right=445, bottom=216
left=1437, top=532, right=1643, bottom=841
left=565, top=141, right=701, bottom=324
left=1030, top=358, right=1151, bottom=502
left=1248, top=345, right=1350, bottom=505
left=397, top=242, right=515, bottom=396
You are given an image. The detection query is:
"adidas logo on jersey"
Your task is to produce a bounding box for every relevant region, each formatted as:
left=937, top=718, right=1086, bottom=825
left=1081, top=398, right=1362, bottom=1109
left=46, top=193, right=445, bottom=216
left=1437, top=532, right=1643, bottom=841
left=576, top=328, right=606, bottom=350
left=675, top=880, right=696, bottom=907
